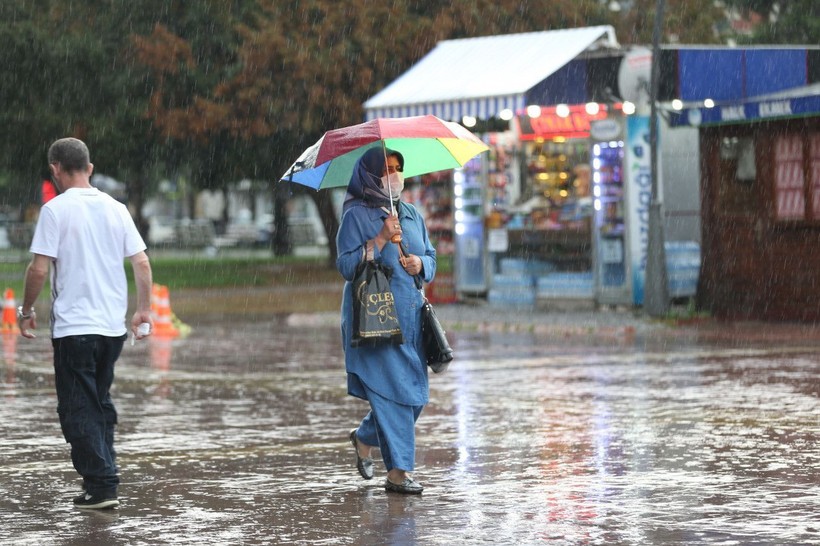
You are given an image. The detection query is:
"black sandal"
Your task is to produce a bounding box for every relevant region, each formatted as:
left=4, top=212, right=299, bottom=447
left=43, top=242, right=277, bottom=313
left=349, top=429, right=375, bottom=480
left=384, top=478, right=423, bottom=495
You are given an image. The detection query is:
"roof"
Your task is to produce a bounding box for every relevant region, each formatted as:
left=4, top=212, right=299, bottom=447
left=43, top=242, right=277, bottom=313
left=668, top=83, right=820, bottom=127
left=364, top=26, right=618, bottom=121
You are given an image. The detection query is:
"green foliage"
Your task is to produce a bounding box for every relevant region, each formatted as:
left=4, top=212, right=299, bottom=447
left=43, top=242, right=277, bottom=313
left=614, top=0, right=723, bottom=44
left=722, top=0, right=819, bottom=44
left=0, top=0, right=810, bottom=226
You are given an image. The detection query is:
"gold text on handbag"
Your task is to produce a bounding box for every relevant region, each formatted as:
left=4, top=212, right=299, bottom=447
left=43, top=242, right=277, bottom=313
left=357, top=282, right=397, bottom=325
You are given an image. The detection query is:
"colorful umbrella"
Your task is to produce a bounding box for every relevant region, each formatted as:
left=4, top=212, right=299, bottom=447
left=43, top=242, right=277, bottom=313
left=281, top=115, right=489, bottom=190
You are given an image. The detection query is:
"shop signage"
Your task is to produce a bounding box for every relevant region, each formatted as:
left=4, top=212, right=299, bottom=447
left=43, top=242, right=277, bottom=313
left=487, top=229, right=509, bottom=252
left=590, top=119, right=622, bottom=140
left=517, top=105, right=609, bottom=140
left=625, top=116, right=653, bottom=306
left=671, top=94, right=820, bottom=127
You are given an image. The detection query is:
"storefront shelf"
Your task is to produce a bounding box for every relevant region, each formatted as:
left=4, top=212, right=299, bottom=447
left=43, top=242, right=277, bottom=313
left=503, top=228, right=592, bottom=271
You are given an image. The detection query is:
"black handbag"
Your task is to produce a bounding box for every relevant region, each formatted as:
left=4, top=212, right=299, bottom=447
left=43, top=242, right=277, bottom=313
left=398, top=244, right=453, bottom=373
left=420, top=297, right=453, bottom=373
left=351, top=260, right=404, bottom=347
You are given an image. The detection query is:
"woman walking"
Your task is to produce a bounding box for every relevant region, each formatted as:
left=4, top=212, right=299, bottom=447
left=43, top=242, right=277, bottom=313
left=336, top=147, right=437, bottom=494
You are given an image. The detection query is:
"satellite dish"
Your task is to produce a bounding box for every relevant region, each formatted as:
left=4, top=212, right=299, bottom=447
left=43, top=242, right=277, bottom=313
left=617, top=46, right=653, bottom=105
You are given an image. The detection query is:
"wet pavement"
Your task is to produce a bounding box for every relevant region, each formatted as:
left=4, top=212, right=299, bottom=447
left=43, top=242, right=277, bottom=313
left=1, top=307, right=818, bottom=545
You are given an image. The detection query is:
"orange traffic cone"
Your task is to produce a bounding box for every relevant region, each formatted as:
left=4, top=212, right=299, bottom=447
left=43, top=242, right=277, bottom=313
left=151, top=284, right=179, bottom=338
left=2, top=288, right=19, bottom=333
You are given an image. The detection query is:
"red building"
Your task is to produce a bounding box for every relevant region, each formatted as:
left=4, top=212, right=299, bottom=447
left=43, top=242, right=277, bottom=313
left=668, top=46, right=820, bottom=321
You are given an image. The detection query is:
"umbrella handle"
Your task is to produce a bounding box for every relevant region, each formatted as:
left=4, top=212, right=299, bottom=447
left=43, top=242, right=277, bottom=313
left=382, top=143, right=401, bottom=244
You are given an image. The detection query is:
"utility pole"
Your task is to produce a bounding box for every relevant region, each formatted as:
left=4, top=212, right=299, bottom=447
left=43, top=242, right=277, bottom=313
left=645, top=0, right=669, bottom=317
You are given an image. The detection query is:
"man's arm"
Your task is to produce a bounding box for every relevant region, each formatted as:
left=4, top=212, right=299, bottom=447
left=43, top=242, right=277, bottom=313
left=19, top=254, right=50, bottom=338
left=129, top=251, right=153, bottom=337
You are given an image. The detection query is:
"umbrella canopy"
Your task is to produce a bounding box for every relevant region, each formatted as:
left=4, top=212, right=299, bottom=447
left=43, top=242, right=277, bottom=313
left=281, top=115, right=489, bottom=190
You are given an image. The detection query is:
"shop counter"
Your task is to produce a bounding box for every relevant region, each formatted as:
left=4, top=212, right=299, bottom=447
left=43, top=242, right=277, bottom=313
left=503, top=227, right=592, bottom=270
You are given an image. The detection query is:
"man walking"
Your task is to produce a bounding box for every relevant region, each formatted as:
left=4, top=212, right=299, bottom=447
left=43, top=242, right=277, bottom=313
left=18, top=137, right=153, bottom=509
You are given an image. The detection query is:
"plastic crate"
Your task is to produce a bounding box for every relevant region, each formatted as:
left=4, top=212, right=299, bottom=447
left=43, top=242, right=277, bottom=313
left=499, top=258, right=555, bottom=277
left=665, top=242, right=700, bottom=298
left=493, top=273, right=535, bottom=288
left=536, top=272, right=594, bottom=299
left=488, top=287, right=536, bottom=308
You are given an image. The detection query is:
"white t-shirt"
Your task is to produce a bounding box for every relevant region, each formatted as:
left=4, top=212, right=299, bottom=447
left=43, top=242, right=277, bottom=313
left=29, top=187, right=147, bottom=338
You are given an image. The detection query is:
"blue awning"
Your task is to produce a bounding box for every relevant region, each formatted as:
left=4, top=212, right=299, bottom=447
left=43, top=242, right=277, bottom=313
left=668, top=83, right=820, bottom=127
left=364, top=26, right=619, bottom=121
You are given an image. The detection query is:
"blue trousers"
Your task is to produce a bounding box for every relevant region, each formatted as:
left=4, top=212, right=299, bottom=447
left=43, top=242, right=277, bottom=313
left=52, top=334, right=125, bottom=498
left=356, top=385, right=423, bottom=473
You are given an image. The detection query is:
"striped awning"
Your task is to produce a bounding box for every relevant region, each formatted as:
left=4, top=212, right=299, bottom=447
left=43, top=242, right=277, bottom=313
left=364, top=26, right=618, bottom=121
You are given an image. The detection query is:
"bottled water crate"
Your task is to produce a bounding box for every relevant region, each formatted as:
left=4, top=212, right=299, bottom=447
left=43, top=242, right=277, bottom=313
left=536, top=272, right=594, bottom=299
left=665, top=241, right=701, bottom=298
left=488, top=287, right=536, bottom=308
left=488, top=271, right=536, bottom=308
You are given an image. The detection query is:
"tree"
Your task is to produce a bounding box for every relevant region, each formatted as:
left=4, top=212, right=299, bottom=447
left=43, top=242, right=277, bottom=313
left=722, top=1, right=819, bottom=44
left=0, top=0, right=744, bottom=261
left=611, top=0, right=723, bottom=44
left=0, top=1, right=113, bottom=213
left=136, top=0, right=622, bottom=261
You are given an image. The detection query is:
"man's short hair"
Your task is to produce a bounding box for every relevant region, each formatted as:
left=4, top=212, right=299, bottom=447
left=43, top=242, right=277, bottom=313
left=48, top=138, right=90, bottom=173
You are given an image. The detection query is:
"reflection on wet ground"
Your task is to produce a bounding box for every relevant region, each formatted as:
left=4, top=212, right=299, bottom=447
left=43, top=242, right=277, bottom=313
left=1, top=317, right=818, bottom=545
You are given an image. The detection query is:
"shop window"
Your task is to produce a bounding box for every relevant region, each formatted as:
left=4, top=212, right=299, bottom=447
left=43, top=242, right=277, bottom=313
left=811, top=134, right=820, bottom=219
left=718, top=135, right=756, bottom=213
left=771, top=132, right=820, bottom=223
left=773, top=134, right=805, bottom=221
left=521, top=139, right=591, bottom=228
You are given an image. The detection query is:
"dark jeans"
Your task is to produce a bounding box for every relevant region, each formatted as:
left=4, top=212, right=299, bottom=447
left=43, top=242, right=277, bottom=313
left=53, top=334, right=126, bottom=498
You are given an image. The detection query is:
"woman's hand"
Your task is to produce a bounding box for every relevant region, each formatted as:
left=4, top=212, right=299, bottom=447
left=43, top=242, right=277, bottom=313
left=400, top=253, right=423, bottom=276
left=375, top=215, right=402, bottom=249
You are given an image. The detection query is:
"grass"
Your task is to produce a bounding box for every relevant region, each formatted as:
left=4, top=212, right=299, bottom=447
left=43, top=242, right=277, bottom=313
left=144, top=255, right=339, bottom=290
left=153, top=254, right=344, bottom=316
left=661, top=297, right=712, bottom=324
left=0, top=248, right=450, bottom=317
left=0, top=251, right=345, bottom=316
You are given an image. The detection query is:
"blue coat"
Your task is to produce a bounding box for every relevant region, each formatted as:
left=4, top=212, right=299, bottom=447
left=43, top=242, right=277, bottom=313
left=336, top=201, right=437, bottom=406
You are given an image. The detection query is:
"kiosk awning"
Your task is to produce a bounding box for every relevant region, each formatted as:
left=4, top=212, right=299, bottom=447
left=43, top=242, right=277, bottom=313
left=363, top=26, right=619, bottom=122
left=668, top=83, right=820, bottom=127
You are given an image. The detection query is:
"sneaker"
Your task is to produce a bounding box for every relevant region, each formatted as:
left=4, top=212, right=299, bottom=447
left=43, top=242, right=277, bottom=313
left=73, top=492, right=119, bottom=509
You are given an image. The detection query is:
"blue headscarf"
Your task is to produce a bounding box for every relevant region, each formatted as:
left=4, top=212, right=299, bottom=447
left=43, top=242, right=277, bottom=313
left=343, top=147, right=405, bottom=213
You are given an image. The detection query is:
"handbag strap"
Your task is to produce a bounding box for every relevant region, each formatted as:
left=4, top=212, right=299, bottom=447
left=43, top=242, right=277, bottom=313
left=397, top=242, right=428, bottom=302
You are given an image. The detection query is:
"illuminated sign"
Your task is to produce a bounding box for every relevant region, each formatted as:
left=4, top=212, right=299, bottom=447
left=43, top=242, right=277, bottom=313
left=517, top=105, right=610, bottom=140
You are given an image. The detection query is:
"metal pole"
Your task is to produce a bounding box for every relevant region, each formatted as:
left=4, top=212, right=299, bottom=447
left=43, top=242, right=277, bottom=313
left=644, top=0, right=669, bottom=316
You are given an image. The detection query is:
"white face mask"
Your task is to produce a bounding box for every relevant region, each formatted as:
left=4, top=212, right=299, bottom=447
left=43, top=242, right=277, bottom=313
left=381, top=172, right=404, bottom=196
